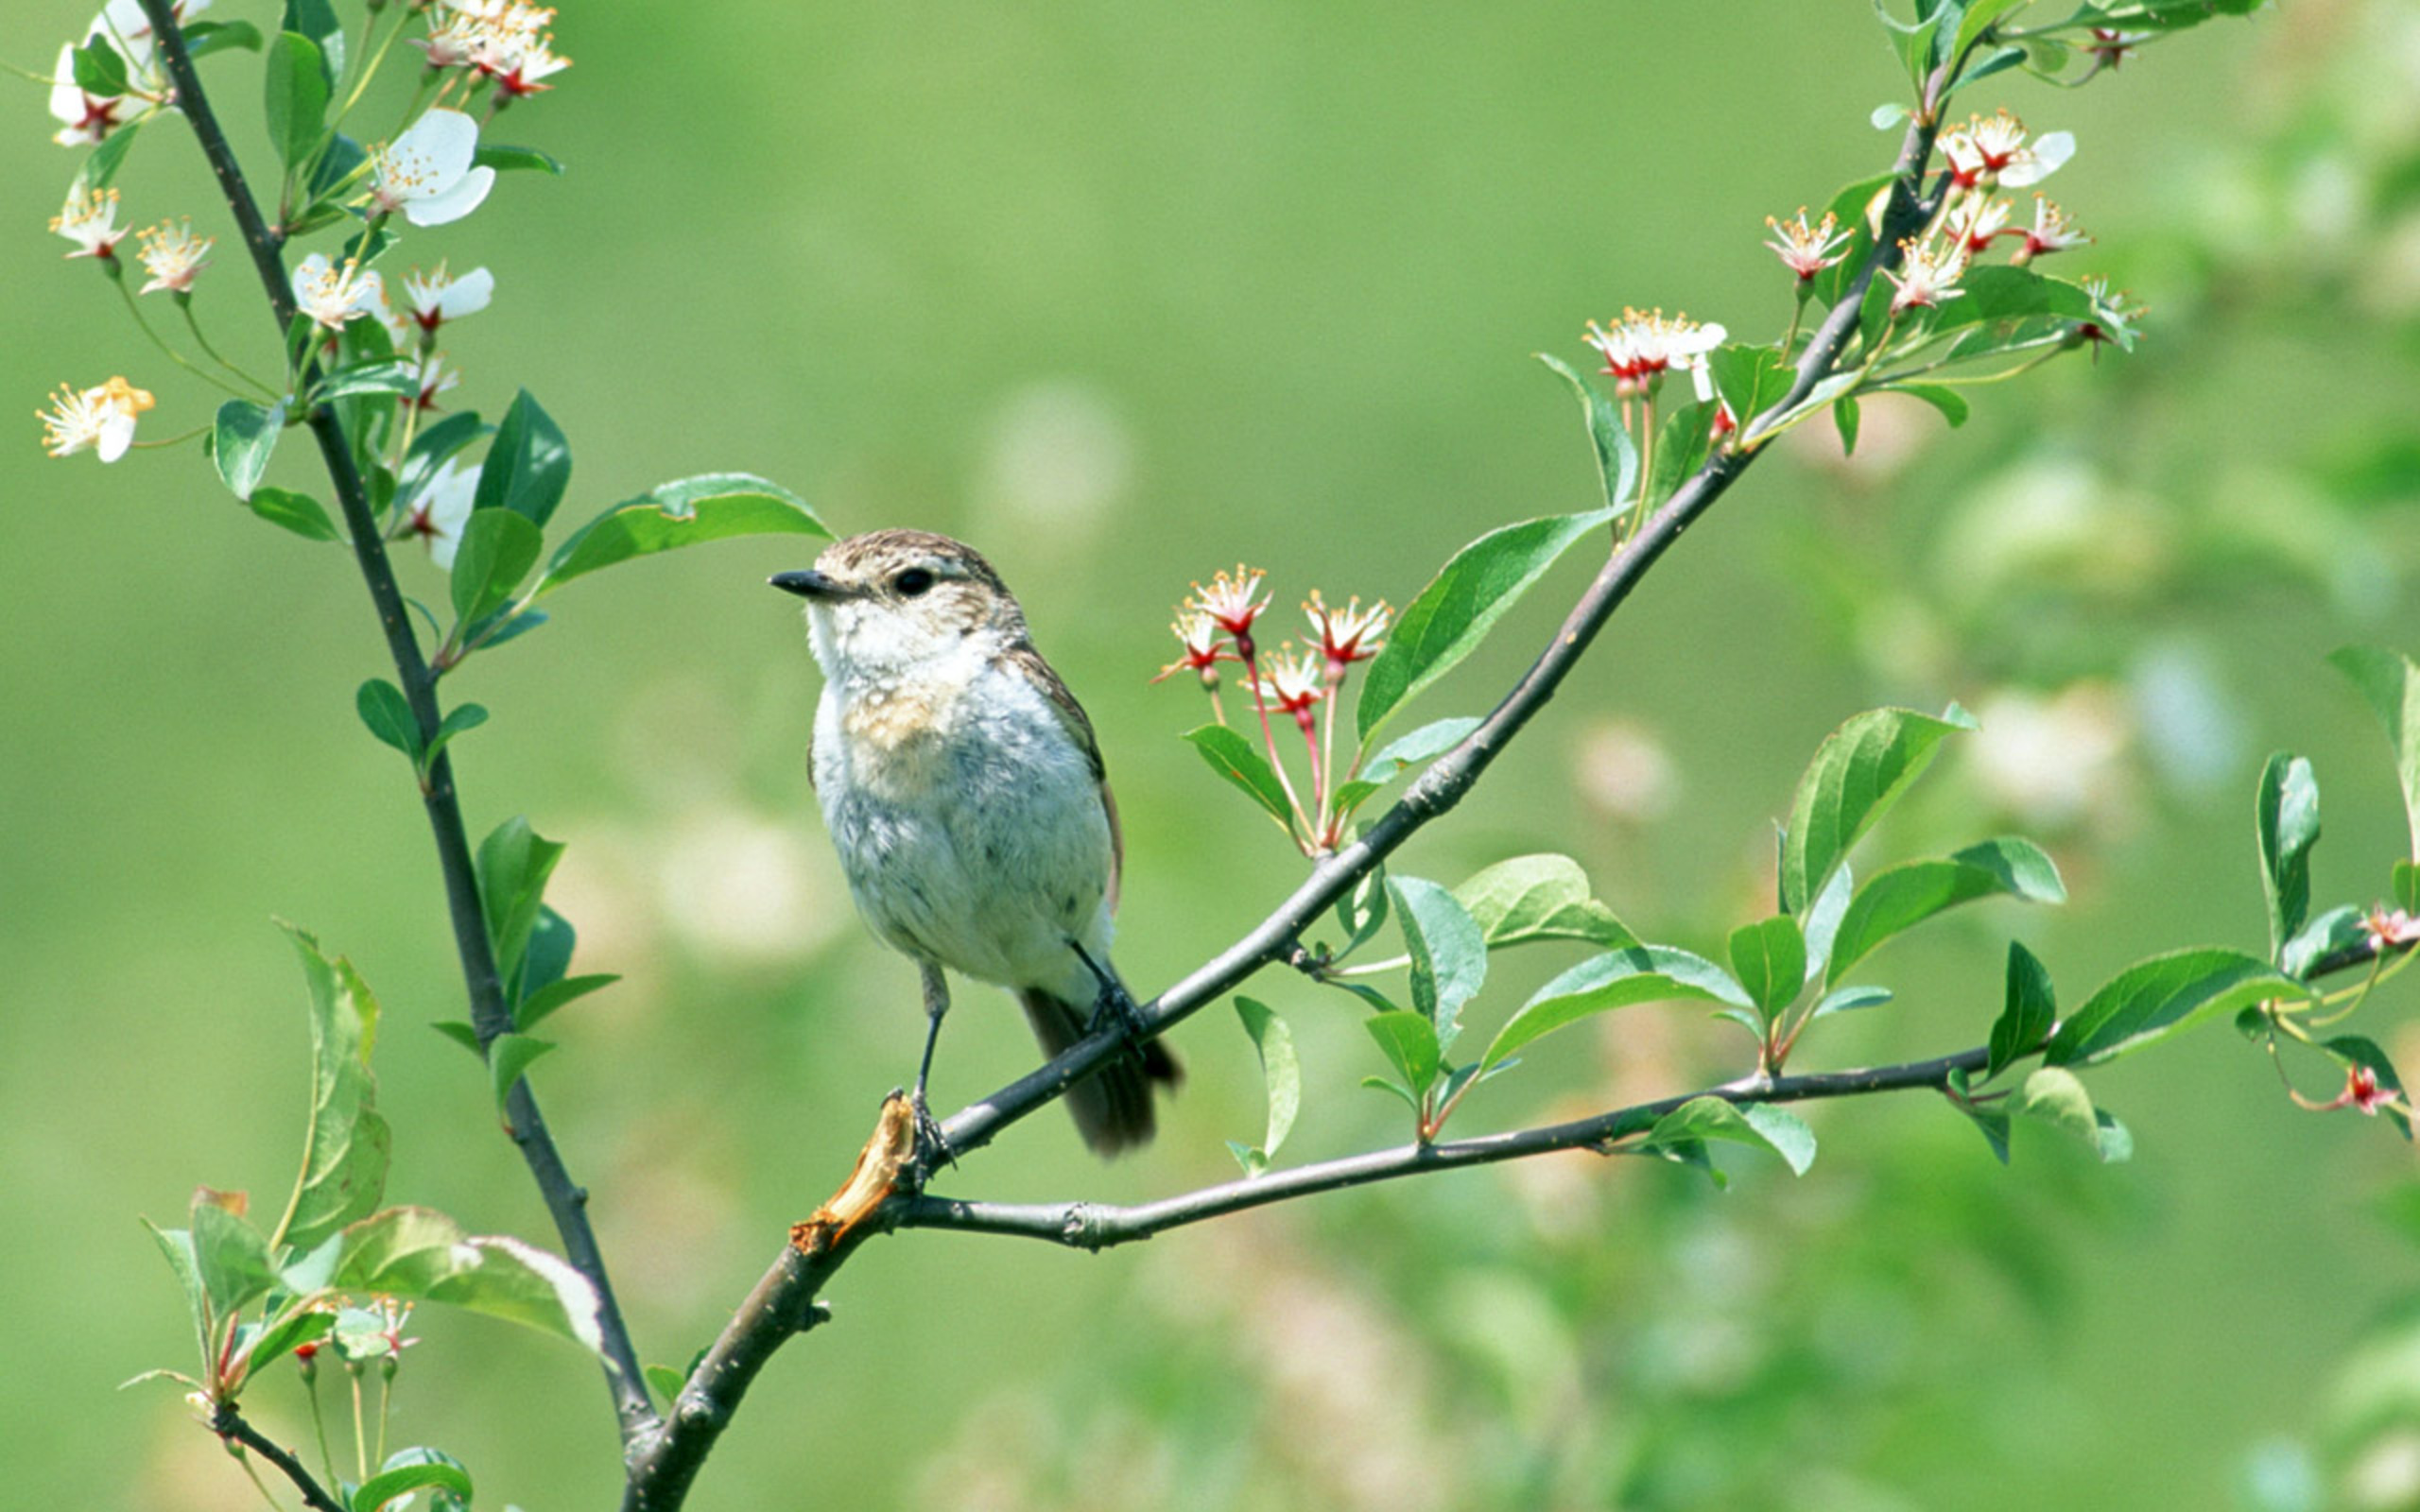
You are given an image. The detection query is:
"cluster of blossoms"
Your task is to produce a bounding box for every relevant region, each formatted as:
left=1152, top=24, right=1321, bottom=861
left=416, top=0, right=573, bottom=104
left=1881, top=110, right=2086, bottom=316
left=1582, top=307, right=1726, bottom=404
left=1157, top=567, right=1393, bottom=853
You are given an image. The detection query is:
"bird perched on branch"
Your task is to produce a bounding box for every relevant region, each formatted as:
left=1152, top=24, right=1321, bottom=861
left=772, top=530, right=1180, bottom=1163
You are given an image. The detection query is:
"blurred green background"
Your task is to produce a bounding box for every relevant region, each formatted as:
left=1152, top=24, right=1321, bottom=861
left=8, top=1, right=2420, bottom=1507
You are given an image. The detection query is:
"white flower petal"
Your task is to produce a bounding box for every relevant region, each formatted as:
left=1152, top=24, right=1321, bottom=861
left=405, top=165, right=494, bottom=227
left=49, top=44, right=91, bottom=126
left=2002, top=130, right=2075, bottom=187
left=392, top=107, right=482, bottom=182
left=441, top=266, right=494, bottom=318
left=96, top=408, right=136, bottom=462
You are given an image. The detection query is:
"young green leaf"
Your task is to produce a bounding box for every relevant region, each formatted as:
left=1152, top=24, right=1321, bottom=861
left=645, top=1364, right=686, bottom=1410
left=398, top=410, right=487, bottom=501
left=1889, top=384, right=1970, bottom=427
left=1389, top=876, right=1486, bottom=1050
left=1365, top=1011, right=1442, bottom=1099
left=1800, top=861, right=1854, bottom=982
left=1356, top=507, right=1617, bottom=741
left=1483, top=946, right=1752, bottom=1071
left=1808, top=984, right=1893, bottom=1022
left=251, top=486, right=340, bottom=542
left=268, top=923, right=391, bottom=1251
left=2329, top=645, right=2420, bottom=859
left=1811, top=171, right=1895, bottom=308
left=80, top=119, right=142, bottom=189
left=1985, top=939, right=2056, bottom=1082
left=1948, top=0, right=2031, bottom=71
left=472, top=388, right=573, bottom=526
left=1329, top=716, right=1481, bottom=817
left=1232, top=998, right=1301, bottom=1174
left=334, top=1207, right=604, bottom=1354
left=2255, top=752, right=2320, bottom=962
left=1777, top=704, right=1977, bottom=914
left=353, top=1458, right=473, bottom=1512
left=1703, top=344, right=1795, bottom=433
left=355, top=679, right=420, bottom=762
left=190, top=1192, right=276, bottom=1318
left=263, top=32, right=329, bottom=169
left=1635, top=1096, right=1817, bottom=1177
left=71, top=39, right=131, bottom=97
left=1449, top=854, right=1634, bottom=951
left=488, top=1032, right=556, bottom=1111
left=1962, top=1103, right=2014, bottom=1164
left=2044, top=948, right=2310, bottom=1067
left=1535, top=353, right=1639, bottom=512
left=239, top=1302, right=337, bottom=1384
left=474, top=143, right=565, bottom=174
left=1833, top=394, right=1862, bottom=455
left=1728, top=915, right=1808, bottom=1017
left=531, top=473, right=828, bottom=595
left=1333, top=866, right=1392, bottom=958
left=184, top=20, right=267, bottom=58
left=2014, top=1067, right=2132, bottom=1162
left=514, top=972, right=617, bottom=1032
left=2283, top=905, right=2366, bottom=981
left=1647, top=400, right=1717, bottom=508
left=519, top=904, right=578, bottom=1002
left=312, top=358, right=419, bottom=403
left=1824, top=836, right=2066, bottom=983
left=281, top=0, right=346, bottom=75
left=1182, top=726, right=1296, bottom=831
left=2396, top=861, right=2420, bottom=916
left=213, top=399, right=285, bottom=501
left=424, top=702, right=490, bottom=766
left=448, top=507, right=544, bottom=627
left=475, top=817, right=566, bottom=980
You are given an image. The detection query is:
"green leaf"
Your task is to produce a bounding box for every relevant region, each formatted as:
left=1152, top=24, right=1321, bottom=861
left=1949, top=0, right=2031, bottom=68
left=448, top=507, right=544, bottom=627
left=354, top=1456, right=473, bottom=1512
left=80, top=120, right=142, bottom=189
left=1986, top=939, right=2056, bottom=1081
left=1389, top=876, right=1486, bottom=1051
left=1365, top=1011, right=1442, bottom=1099
left=475, top=817, right=565, bottom=980
left=645, top=1364, right=685, bottom=1409
left=1703, top=343, right=1795, bottom=431
left=191, top=1193, right=276, bottom=1318
left=1232, top=997, right=1301, bottom=1172
left=1962, top=1102, right=2014, bottom=1163
left=313, top=358, right=418, bottom=403
left=487, top=1033, right=555, bottom=1112
left=1800, top=861, right=1854, bottom=981
left=519, top=904, right=577, bottom=1001
left=472, top=388, right=573, bottom=527
left=1811, top=171, right=1896, bottom=309
left=71, top=39, right=131, bottom=97
left=2044, top=948, right=2311, bottom=1067
left=1890, top=384, right=1971, bottom=427
left=1778, top=705, right=1976, bottom=914
left=1832, top=394, right=1862, bottom=455
left=2255, top=752, right=2321, bottom=963
left=515, top=972, right=615, bottom=1032
left=213, top=399, right=285, bottom=502
left=2014, top=1067, right=2132, bottom=1162
left=1483, top=946, right=1751, bottom=1071
left=264, top=32, right=329, bottom=169
left=1926, top=266, right=2100, bottom=338
left=335, top=1207, right=604, bottom=1354
left=2395, top=861, right=2420, bottom=916
left=1356, top=507, right=1616, bottom=741
left=1808, top=984, right=1893, bottom=1021
left=1535, top=353, right=1639, bottom=512
left=2326, top=1035, right=2412, bottom=1141
left=1647, top=400, right=1717, bottom=508
left=2284, top=905, right=2366, bottom=981
left=1637, top=1096, right=1817, bottom=1177
left=281, top=0, right=345, bottom=77
left=473, top=143, right=564, bottom=174
left=1728, top=916, right=1807, bottom=1018
left=184, top=20, right=267, bottom=58
left=354, top=679, right=419, bottom=762
left=1874, top=0, right=1945, bottom=88
left=1182, top=725, right=1296, bottom=830
left=431, top=1020, right=483, bottom=1056
left=1333, top=868, right=1392, bottom=957
left=238, top=1302, right=336, bottom=1383
left=1871, top=100, right=1910, bottom=129
left=532, top=473, right=828, bottom=594
left=398, top=410, right=487, bottom=503
left=2329, top=646, right=2420, bottom=859
left=1824, top=836, right=2066, bottom=983
left=268, top=924, right=391, bottom=1251
left=1360, top=1075, right=1423, bottom=1115
left=143, top=1219, right=210, bottom=1358
left=1449, top=854, right=1634, bottom=951
left=251, top=486, right=340, bottom=542
left=1330, top=716, right=1481, bottom=816
left=424, top=702, right=489, bottom=765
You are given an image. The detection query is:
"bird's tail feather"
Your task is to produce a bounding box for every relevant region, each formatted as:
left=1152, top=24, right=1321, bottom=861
left=1017, top=988, right=1183, bottom=1157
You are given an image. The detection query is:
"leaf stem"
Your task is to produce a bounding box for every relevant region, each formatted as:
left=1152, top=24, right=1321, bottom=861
left=114, top=273, right=276, bottom=401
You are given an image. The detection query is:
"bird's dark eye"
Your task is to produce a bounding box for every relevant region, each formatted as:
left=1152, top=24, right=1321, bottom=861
left=893, top=568, right=936, bottom=598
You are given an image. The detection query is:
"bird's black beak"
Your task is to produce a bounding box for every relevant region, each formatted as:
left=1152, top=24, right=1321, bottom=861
left=769, top=569, right=843, bottom=600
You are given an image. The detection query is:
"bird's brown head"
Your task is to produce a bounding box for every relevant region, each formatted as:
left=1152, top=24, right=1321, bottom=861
left=772, top=529, right=1027, bottom=678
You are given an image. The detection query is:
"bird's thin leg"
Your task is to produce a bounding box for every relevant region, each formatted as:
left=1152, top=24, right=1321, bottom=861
left=910, top=960, right=954, bottom=1179
left=1068, top=937, right=1147, bottom=1053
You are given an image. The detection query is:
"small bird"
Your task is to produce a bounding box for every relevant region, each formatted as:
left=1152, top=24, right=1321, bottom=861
left=772, top=530, right=1180, bottom=1159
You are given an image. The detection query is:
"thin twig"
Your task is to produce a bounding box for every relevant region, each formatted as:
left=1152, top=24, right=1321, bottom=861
left=132, top=0, right=658, bottom=1442
left=621, top=90, right=1953, bottom=1512
left=212, top=1404, right=347, bottom=1512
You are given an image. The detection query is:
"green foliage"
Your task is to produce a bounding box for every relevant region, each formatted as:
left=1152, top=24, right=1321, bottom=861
left=474, top=144, right=565, bottom=174
left=514, top=972, right=616, bottom=1032
left=79, top=119, right=141, bottom=189
left=449, top=508, right=543, bottom=627
left=1824, top=836, right=2065, bottom=983
left=1356, top=507, right=1616, bottom=740
left=354, top=678, right=418, bottom=762
left=1364, top=1011, right=1442, bottom=1103
left=1228, top=998, right=1300, bottom=1177
left=1777, top=704, right=1976, bottom=914
left=70, top=39, right=130, bottom=98
left=312, top=358, right=420, bottom=404
left=1535, top=353, right=1639, bottom=510
left=212, top=399, right=284, bottom=502
left=250, top=486, right=340, bottom=541
left=1483, top=945, right=1751, bottom=1071
left=475, top=817, right=566, bottom=982
left=263, top=32, right=329, bottom=169
left=1449, top=853, right=1634, bottom=951
left=334, top=1207, right=603, bottom=1353
left=1634, top=1097, right=1817, bottom=1184
left=1727, top=915, right=1807, bottom=1018
left=1986, top=940, right=2056, bottom=1081
left=2325, top=1036, right=2412, bottom=1140
left=353, top=1453, right=473, bottom=1512
left=267, top=924, right=390, bottom=1251
left=182, top=20, right=266, bottom=59
left=1390, top=876, right=1486, bottom=1053
left=2329, top=645, right=2420, bottom=859
left=531, top=473, right=828, bottom=595
left=473, top=389, right=573, bottom=526
left=1183, top=725, right=1294, bottom=830
left=2014, top=1067, right=2133, bottom=1163
left=1328, top=716, right=1479, bottom=819
left=2045, top=949, right=2310, bottom=1067
left=486, top=1032, right=556, bottom=1113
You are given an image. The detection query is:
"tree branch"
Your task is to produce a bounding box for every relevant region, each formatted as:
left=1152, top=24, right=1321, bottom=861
left=903, top=1047, right=1992, bottom=1247
left=212, top=1403, right=347, bottom=1512
left=133, top=0, right=657, bottom=1442
left=622, top=96, right=1953, bottom=1512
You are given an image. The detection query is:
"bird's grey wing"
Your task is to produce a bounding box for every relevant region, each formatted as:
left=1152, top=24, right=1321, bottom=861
left=1003, top=642, right=1120, bottom=913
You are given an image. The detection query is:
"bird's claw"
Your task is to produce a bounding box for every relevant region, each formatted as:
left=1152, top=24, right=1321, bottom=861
left=1085, top=976, right=1150, bottom=1057
left=908, top=1091, right=955, bottom=1187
